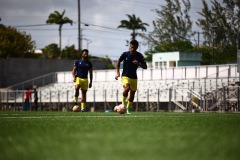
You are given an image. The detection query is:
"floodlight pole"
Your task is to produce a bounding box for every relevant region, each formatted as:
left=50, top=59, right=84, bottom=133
left=211, top=26, right=218, bottom=65
left=78, top=0, right=82, bottom=51
left=237, top=24, right=240, bottom=82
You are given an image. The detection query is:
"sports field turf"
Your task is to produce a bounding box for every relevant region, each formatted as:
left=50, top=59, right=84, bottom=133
left=0, top=111, right=240, bottom=160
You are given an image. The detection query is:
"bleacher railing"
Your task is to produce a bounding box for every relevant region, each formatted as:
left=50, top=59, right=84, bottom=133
left=55, top=64, right=238, bottom=83
left=0, top=64, right=239, bottom=112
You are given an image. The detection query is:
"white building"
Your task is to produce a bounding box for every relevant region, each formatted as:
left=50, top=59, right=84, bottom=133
left=152, top=51, right=202, bottom=68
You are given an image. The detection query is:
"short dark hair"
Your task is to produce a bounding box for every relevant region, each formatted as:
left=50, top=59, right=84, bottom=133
left=130, top=40, right=139, bottom=47
left=81, top=49, right=89, bottom=54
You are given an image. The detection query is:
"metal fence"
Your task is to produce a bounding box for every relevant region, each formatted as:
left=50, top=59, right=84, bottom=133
left=1, top=85, right=239, bottom=112
left=1, top=64, right=239, bottom=112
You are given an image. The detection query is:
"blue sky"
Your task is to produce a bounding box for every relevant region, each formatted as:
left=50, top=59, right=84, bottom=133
left=0, top=0, right=212, bottom=60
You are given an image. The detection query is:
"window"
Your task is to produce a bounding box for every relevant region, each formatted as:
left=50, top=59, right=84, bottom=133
left=169, top=61, right=176, bottom=67
left=155, top=61, right=167, bottom=68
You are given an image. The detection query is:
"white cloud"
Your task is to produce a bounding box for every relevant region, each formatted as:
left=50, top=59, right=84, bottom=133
left=0, top=0, right=208, bottom=59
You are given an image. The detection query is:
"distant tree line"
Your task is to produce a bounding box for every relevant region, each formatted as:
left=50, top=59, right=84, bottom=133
left=0, top=24, right=36, bottom=58
left=142, top=0, right=239, bottom=65
left=0, top=0, right=239, bottom=65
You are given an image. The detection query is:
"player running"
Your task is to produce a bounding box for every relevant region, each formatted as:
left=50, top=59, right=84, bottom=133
left=115, top=40, right=147, bottom=114
left=72, top=49, right=93, bottom=112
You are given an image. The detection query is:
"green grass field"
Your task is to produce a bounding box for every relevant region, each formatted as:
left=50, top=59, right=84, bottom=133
left=0, top=111, right=240, bottom=160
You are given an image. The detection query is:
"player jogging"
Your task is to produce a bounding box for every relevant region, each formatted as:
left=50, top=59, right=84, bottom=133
left=115, top=40, right=147, bottom=114
left=72, top=49, right=93, bottom=112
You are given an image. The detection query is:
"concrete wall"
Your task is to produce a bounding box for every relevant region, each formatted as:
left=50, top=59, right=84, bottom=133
left=0, top=58, right=111, bottom=88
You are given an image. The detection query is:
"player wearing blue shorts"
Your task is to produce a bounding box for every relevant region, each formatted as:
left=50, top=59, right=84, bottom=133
left=72, top=49, right=93, bottom=111
left=115, top=40, right=147, bottom=114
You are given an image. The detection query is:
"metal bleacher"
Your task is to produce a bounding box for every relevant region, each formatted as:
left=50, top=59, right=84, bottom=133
left=1, top=64, right=239, bottom=111
left=30, top=64, right=238, bottom=102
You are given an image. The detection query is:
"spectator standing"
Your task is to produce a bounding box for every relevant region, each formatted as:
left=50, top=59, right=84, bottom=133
left=24, top=88, right=31, bottom=111
left=33, top=88, right=38, bottom=111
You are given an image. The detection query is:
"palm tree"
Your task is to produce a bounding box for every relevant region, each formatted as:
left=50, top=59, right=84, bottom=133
left=118, top=14, right=149, bottom=40
left=46, top=10, right=73, bottom=51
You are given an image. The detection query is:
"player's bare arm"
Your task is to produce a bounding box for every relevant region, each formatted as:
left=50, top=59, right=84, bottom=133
left=132, top=59, right=147, bottom=69
left=115, top=60, right=121, bottom=80
left=72, top=66, right=77, bottom=82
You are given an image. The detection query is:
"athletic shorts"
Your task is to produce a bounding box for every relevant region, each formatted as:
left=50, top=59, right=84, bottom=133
left=75, top=77, right=88, bottom=90
left=122, top=76, right=137, bottom=91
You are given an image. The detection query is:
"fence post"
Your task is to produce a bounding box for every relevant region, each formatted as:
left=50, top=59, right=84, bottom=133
left=22, top=90, right=24, bottom=111
left=168, top=88, right=172, bottom=111
left=50, top=90, right=51, bottom=111
left=39, top=90, right=41, bottom=110
left=161, top=68, right=162, bottom=80
left=7, top=89, right=9, bottom=110
left=150, top=68, right=153, bottom=80
left=206, top=66, right=208, bottom=78
left=204, top=78, right=206, bottom=95
left=223, top=86, right=226, bottom=111
left=116, top=90, right=118, bottom=106
left=173, top=67, right=175, bottom=80
left=93, top=89, right=96, bottom=109
left=185, top=67, right=187, bottom=79
left=228, top=68, right=230, bottom=86
left=157, top=89, right=160, bottom=111
left=49, top=90, right=51, bottom=103
left=104, top=89, right=106, bottom=111
left=200, top=87, right=203, bottom=111
left=14, top=90, right=16, bottom=111
left=67, top=90, right=69, bottom=110
left=58, top=90, right=60, bottom=111
left=189, top=88, right=192, bottom=111
left=146, top=89, right=149, bottom=111
left=136, top=90, right=139, bottom=112
left=238, top=87, right=240, bottom=111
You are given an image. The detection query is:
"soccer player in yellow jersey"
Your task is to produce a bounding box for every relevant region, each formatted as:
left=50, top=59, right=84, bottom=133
left=72, top=49, right=93, bottom=111
left=115, top=40, right=147, bottom=114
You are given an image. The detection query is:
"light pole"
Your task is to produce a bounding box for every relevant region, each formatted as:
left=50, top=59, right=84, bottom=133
left=237, top=21, right=240, bottom=82
left=211, top=26, right=218, bottom=64
left=68, top=36, right=78, bottom=46
left=78, top=0, right=81, bottom=51
left=83, top=38, right=92, bottom=49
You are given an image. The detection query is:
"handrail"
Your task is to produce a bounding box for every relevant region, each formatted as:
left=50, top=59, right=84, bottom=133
left=4, top=64, right=239, bottom=90
left=7, top=72, right=57, bottom=90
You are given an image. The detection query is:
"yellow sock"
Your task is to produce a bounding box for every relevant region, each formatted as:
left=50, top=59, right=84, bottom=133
left=127, top=101, right=133, bottom=109
left=122, top=96, right=127, bottom=105
left=74, top=96, right=78, bottom=102
left=81, top=102, right=85, bottom=110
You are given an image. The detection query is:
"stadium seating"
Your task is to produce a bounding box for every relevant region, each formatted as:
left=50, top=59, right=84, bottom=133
left=1, top=64, right=239, bottom=111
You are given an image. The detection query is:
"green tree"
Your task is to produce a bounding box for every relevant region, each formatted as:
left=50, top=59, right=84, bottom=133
left=118, top=14, right=149, bottom=40
left=46, top=10, right=73, bottom=51
left=196, top=0, right=239, bottom=64
left=42, top=43, right=60, bottom=59
left=146, top=0, right=194, bottom=47
left=143, top=0, right=194, bottom=61
left=61, top=45, right=80, bottom=59
left=153, top=41, right=194, bottom=52
left=0, top=24, right=36, bottom=58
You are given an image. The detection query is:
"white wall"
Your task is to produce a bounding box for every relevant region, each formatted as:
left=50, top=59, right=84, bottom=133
left=152, top=52, right=202, bottom=68
left=152, top=52, right=179, bottom=68
left=57, top=64, right=238, bottom=83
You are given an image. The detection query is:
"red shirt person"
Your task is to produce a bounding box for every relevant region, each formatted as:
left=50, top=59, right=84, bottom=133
left=24, top=88, right=31, bottom=111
